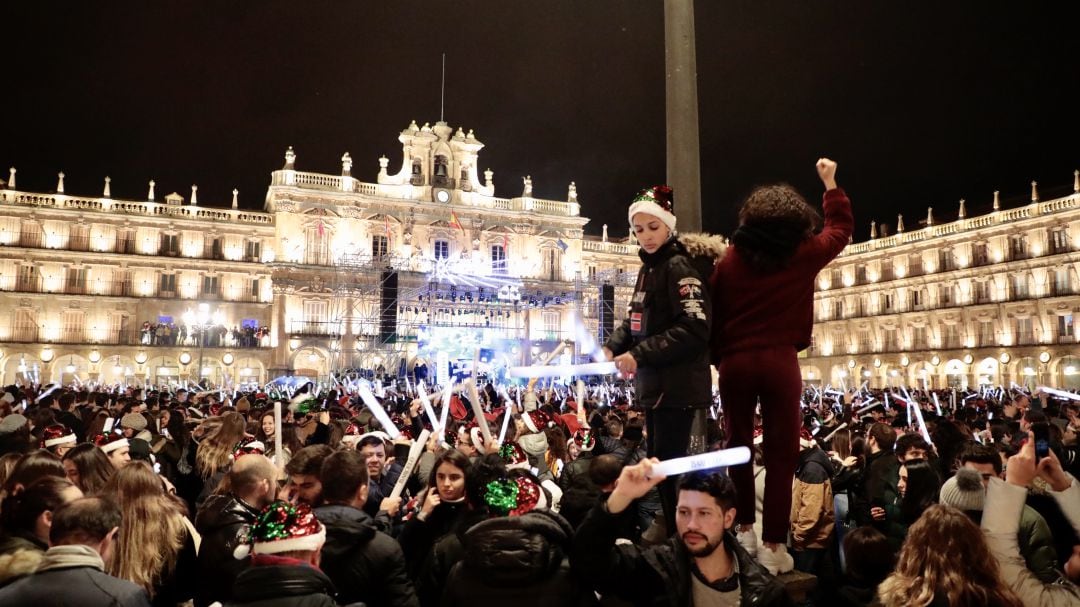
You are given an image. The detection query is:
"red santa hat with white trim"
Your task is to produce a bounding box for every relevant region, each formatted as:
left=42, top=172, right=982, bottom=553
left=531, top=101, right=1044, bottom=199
left=41, top=424, right=76, bottom=449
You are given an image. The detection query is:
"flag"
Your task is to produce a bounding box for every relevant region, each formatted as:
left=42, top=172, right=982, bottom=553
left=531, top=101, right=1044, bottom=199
left=449, top=211, right=464, bottom=232
left=556, top=238, right=568, bottom=252
left=502, top=233, right=509, bottom=251
left=317, top=220, right=325, bottom=237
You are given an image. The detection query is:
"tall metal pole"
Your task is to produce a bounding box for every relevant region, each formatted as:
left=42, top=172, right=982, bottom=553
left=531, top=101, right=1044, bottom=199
left=664, top=0, right=703, bottom=233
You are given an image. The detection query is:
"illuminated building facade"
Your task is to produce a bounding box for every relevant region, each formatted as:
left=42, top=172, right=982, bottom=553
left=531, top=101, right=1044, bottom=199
left=803, top=173, right=1080, bottom=390
left=0, top=121, right=641, bottom=385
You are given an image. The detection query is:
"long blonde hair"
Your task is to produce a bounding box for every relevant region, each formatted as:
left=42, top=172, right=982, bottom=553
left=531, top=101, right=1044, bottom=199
left=106, top=462, right=187, bottom=596
left=196, top=411, right=247, bottom=478
left=878, top=504, right=1023, bottom=607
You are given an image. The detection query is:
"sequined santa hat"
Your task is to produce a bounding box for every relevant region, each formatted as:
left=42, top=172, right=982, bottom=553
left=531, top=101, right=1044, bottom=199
left=41, top=423, right=76, bottom=449
left=522, top=409, right=552, bottom=434
left=234, top=500, right=326, bottom=559
left=628, top=185, right=676, bottom=233
left=461, top=420, right=486, bottom=449
left=799, top=427, right=816, bottom=450
left=233, top=438, right=266, bottom=459
left=482, top=475, right=548, bottom=517
left=499, top=442, right=529, bottom=470
left=94, top=433, right=130, bottom=454
left=568, top=429, right=596, bottom=452
left=752, top=426, right=764, bottom=446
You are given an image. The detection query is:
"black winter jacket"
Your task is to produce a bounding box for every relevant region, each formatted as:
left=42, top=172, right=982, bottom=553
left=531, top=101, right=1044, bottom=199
left=225, top=558, right=343, bottom=607
left=571, top=502, right=793, bottom=607
left=193, top=493, right=260, bottom=607
left=558, top=452, right=601, bottom=529
left=314, top=504, right=419, bottom=607
left=440, top=509, right=598, bottom=607
left=605, top=239, right=712, bottom=410
left=0, top=557, right=151, bottom=607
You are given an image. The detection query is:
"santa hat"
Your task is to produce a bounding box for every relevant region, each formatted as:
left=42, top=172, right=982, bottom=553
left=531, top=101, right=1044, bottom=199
left=569, top=429, right=595, bottom=452
left=390, top=413, right=414, bottom=441
left=627, top=185, right=676, bottom=233
left=41, top=424, right=76, bottom=449
left=340, top=422, right=363, bottom=447
left=522, top=410, right=552, bottom=434
left=799, top=427, right=816, bottom=449
left=233, top=438, right=265, bottom=459
left=442, top=427, right=460, bottom=449
left=499, top=443, right=529, bottom=470
left=449, top=395, right=469, bottom=421
left=752, top=426, right=764, bottom=445
left=482, top=475, right=547, bottom=516
left=234, top=501, right=326, bottom=559
left=95, top=433, right=130, bottom=454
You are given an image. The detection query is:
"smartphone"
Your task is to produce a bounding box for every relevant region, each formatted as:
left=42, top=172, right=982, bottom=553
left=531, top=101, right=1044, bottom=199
left=103, top=417, right=115, bottom=433
left=1032, top=422, right=1051, bottom=460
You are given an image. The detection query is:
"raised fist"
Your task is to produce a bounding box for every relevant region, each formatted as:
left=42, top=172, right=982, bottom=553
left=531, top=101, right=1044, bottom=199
left=816, top=158, right=838, bottom=190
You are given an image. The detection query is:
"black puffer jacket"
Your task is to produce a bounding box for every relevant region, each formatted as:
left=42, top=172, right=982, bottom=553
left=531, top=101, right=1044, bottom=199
left=194, top=493, right=260, bottom=607
left=224, top=558, right=343, bottom=607
left=571, top=502, right=793, bottom=607
left=440, top=509, right=598, bottom=607
left=604, top=238, right=713, bottom=409
left=314, top=504, right=418, bottom=607
left=558, top=452, right=601, bottom=529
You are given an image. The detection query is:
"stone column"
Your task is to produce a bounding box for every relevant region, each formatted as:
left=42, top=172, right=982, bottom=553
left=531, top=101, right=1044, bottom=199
left=664, top=0, right=702, bottom=233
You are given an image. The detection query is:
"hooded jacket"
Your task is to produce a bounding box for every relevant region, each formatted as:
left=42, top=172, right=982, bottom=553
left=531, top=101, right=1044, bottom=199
left=791, top=446, right=835, bottom=550
left=571, top=501, right=792, bottom=607
left=193, top=493, right=261, bottom=607
left=604, top=237, right=716, bottom=410
left=441, top=509, right=597, bottom=607
left=313, top=503, right=418, bottom=607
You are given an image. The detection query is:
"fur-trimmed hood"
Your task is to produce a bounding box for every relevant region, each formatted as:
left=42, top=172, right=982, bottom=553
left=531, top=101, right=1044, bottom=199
left=678, top=232, right=727, bottom=282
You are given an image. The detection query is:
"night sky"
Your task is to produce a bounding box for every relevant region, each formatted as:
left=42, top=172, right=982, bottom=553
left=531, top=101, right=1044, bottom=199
left=4, top=2, right=1080, bottom=240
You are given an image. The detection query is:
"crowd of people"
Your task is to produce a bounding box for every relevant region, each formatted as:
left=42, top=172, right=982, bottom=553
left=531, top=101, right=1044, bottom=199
left=0, top=376, right=1075, bottom=606
left=0, top=159, right=1076, bottom=607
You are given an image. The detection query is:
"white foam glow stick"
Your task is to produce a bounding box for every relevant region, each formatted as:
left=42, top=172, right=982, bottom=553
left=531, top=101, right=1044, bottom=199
left=509, top=361, right=617, bottom=378
left=416, top=383, right=441, bottom=433
left=498, top=406, right=512, bottom=445
left=822, top=423, right=849, bottom=442
left=932, top=393, right=942, bottom=416
left=856, top=400, right=881, bottom=415
left=273, top=401, right=283, bottom=468
left=439, top=385, right=451, bottom=434
left=389, top=429, right=430, bottom=500
left=1036, top=386, right=1080, bottom=401
left=647, top=446, right=752, bottom=479
left=357, top=384, right=401, bottom=440
left=465, top=380, right=494, bottom=446
left=910, top=398, right=934, bottom=447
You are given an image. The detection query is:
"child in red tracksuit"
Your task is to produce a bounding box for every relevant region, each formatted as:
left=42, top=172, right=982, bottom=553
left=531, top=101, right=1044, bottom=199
left=709, top=158, right=853, bottom=575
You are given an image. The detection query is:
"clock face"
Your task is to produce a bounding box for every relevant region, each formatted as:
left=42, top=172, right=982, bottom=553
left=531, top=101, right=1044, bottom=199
left=435, top=189, right=450, bottom=203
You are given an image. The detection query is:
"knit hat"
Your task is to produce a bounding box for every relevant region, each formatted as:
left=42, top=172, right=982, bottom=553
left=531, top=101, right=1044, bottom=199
left=94, top=433, right=130, bottom=454
left=41, top=424, right=76, bottom=449
left=0, top=414, right=27, bottom=435
left=938, top=468, right=986, bottom=512
left=569, top=429, right=595, bottom=452
left=121, top=412, right=148, bottom=433
left=234, top=501, right=326, bottom=559
left=628, top=185, right=676, bottom=233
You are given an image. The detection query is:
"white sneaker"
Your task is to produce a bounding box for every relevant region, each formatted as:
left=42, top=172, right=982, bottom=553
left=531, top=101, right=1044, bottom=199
left=756, top=544, right=795, bottom=576
left=735, top=528, right=758, bottom=556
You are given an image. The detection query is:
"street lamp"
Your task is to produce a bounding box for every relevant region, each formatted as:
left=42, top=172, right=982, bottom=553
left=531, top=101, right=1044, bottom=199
left=65, top=357, right=76, bottom=374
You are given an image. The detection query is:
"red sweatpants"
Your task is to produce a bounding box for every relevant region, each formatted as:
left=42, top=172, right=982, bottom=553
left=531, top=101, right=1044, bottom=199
left=719, top=345, right=802, bottom=545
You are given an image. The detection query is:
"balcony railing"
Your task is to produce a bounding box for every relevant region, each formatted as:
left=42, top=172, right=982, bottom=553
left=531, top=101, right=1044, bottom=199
left=0, top=190, right=274, bottom=225
left=0, top=231, right=264, bottom=263
left=0, top=278, right=267, bottom=303
left=288, top=321, right=343, bottom=337
left=1, top=328, right=271, bottom=348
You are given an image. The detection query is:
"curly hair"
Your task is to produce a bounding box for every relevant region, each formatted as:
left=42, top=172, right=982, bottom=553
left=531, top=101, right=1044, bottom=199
left=732, top=184, right=821, bottom=273
left=877, top=504, right=1022, bottom=607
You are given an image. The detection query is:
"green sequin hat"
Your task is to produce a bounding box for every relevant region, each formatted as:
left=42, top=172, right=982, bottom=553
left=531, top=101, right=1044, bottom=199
left=234, top=500, right=326, bottom=559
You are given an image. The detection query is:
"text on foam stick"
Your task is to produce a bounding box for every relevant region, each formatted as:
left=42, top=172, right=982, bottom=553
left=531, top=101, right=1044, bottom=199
left=647, top=447, right=752, bottom=479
